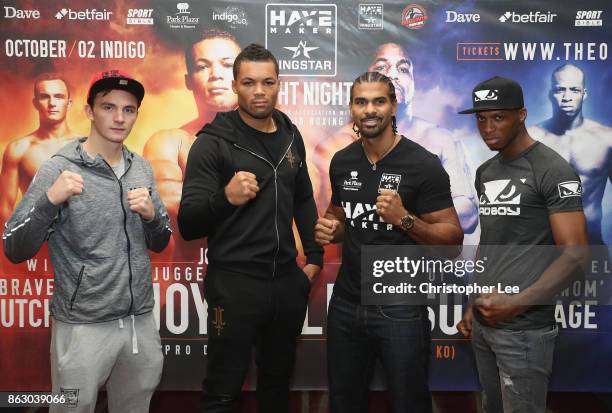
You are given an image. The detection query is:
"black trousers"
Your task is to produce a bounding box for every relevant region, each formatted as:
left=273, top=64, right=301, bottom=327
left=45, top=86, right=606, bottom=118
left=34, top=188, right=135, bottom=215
left=201, top=264, right=311, bottom=413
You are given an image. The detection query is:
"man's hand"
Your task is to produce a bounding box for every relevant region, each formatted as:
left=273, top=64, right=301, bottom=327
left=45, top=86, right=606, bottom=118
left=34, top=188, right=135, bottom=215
left=225, top=171, right=259, bottom=206
left=314, top=217, right=340, bottom=246
left=128, top=188, right=155, bottom=221
left=376, top=189, right=408, bottom=226
left=456, top=306, right=473, bottom=338
left=302, top=264, right=321, bottom=284
left=47, top=171, right=84, bottom=205
left=474, top=290, right=527, bottom=326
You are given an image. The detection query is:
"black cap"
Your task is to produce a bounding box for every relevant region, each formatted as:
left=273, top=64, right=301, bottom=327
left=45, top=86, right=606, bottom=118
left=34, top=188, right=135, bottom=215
left=458, top=76, right=524, bottom=114
left=87, top=70, right=145, bottom=106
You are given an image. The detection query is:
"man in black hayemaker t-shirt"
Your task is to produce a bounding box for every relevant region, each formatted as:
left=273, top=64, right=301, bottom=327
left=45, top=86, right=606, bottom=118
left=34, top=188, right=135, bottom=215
left=315, top=72, right=463, bottom=413
left=457, top=76, right=589, bottom=413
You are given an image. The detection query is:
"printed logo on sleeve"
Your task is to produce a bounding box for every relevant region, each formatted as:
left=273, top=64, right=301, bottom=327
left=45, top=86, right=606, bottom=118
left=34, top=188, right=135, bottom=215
left=558, top=181, right=582, bottom=198
left=60, top=388, right=79, bottom=407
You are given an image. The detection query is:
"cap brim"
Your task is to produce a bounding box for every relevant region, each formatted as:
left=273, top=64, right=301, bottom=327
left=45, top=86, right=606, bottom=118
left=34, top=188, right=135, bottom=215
left=458, top=105, right=522, bottom=115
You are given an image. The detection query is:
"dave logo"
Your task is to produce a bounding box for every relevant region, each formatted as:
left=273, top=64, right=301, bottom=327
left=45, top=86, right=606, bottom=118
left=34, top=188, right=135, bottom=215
left=558, top=181, right=582, bottom=198
left=378, top=173, right=401, bottom=193
left=479, top=178, right=523, bottom=216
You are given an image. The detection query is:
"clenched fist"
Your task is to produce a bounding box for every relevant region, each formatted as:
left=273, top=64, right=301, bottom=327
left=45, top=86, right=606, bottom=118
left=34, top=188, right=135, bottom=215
left=47, top=171, right=84, bottom=205
left=376, top=189, right=407, bottom=226
left=456, top=306, right=473, bottom=338
left=224, top=171, right=259, bottom=206
left=315, top=217, right=340, bottom=246
left=128, top=187, right=155, bottom=221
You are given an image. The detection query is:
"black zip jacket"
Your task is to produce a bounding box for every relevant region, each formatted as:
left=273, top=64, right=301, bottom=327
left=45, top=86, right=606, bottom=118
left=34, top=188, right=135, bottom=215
left=178, top=109, right=323, bottom=277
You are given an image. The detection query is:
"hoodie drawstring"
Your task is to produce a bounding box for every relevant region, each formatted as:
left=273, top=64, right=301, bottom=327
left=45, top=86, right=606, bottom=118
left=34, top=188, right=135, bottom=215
left=118, top=315, right=139, bottom=354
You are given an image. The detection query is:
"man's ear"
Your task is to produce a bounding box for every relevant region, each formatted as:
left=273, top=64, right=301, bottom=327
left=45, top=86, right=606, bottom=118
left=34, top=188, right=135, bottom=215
left=519, top=107, right=527, bottom=124
left=84, top=104, right=94, bottom=121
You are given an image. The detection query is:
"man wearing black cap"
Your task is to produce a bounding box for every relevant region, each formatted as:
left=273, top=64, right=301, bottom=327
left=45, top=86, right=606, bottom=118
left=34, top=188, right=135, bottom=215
left=3, top=70, right=171, bottom=412
left=456, top=76, right=589, bottom=412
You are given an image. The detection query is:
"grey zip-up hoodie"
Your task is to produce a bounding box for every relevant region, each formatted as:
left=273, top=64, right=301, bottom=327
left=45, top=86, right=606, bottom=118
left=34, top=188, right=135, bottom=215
left=2, top=138, right=171, bottom=323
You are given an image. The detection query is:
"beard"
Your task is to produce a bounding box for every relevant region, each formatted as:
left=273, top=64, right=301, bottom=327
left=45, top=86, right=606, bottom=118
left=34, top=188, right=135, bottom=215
left=358, top=116, right=392, bottom=139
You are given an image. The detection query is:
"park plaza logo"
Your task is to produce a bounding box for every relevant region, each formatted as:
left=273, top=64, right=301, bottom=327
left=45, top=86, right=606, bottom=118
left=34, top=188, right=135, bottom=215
left=166, top=2, right=200, bottom=29
left=343, top=171, right=362, bottom=191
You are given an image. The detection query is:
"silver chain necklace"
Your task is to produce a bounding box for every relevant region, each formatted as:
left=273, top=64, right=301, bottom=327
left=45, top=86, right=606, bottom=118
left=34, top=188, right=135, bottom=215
left=362, top=135, right=398, bottom=171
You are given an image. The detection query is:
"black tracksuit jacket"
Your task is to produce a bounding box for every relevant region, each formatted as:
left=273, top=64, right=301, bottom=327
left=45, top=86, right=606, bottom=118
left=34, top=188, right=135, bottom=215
left=178, top=109, right=323, bottom=278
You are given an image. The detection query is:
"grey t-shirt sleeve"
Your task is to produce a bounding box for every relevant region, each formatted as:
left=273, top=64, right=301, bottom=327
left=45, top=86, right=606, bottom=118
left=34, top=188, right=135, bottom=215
left=538, top=160, right=583, bottom=213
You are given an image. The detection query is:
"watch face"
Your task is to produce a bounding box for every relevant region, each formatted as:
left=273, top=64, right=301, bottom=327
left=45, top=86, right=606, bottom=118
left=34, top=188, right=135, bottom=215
left=401, top=214, right=414, bottom=230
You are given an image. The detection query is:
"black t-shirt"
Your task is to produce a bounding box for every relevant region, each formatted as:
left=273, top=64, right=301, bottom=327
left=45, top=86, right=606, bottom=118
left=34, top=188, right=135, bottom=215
left=330, top=136, right=454, bottom=303
left=236, top=111, right=285, bottom=165
left=475, top=141, right=583, bottom=329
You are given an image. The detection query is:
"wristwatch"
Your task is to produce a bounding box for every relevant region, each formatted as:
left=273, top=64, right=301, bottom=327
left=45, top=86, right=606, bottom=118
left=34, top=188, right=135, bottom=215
left=399, top=212, right=416, bottom=232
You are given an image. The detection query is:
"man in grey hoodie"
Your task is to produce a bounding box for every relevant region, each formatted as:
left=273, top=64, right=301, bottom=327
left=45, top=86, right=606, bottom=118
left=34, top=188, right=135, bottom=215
left=3, top=70, right=171, bottom=413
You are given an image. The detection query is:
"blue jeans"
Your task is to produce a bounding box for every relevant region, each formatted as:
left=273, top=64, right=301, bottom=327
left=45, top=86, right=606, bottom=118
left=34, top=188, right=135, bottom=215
left=327, top=293, right=432, bottom=413
left=472, top=318, right=558, bottom=413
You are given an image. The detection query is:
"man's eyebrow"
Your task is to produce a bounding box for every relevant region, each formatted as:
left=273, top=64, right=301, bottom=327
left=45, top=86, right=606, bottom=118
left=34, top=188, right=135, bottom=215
left=371, top=58, right=389, bottom=65
left=396, top=59, right=412, bottom=67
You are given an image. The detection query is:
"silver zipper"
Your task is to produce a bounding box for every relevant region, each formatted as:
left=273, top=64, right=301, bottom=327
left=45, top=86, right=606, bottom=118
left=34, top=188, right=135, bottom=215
left=233, top=136, right=294, bottom=279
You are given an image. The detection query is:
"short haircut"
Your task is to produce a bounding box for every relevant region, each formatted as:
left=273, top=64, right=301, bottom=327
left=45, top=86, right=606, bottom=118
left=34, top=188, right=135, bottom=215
left=233, top=43, right=279, bottom=80
left=33, top=73, right=70, bottom=98
left=349, top=71, right=397, bottom=104
left=185, top=29, right=239, bottom=74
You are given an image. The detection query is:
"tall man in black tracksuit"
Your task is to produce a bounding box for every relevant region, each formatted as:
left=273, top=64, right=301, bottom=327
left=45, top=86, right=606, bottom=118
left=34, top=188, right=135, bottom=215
left=178, top=44, right=323, bottom=413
